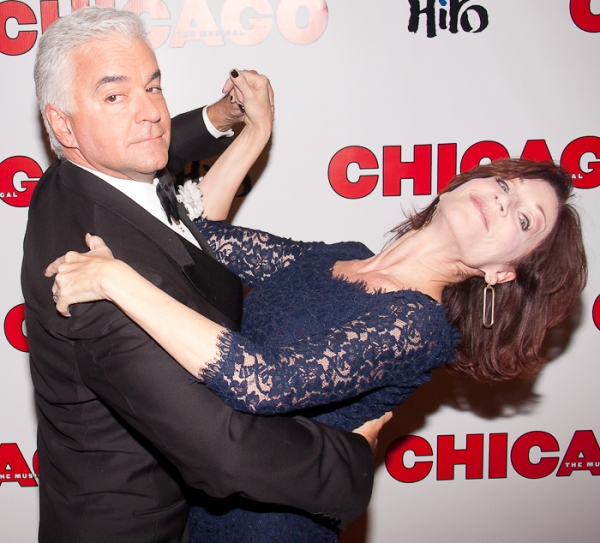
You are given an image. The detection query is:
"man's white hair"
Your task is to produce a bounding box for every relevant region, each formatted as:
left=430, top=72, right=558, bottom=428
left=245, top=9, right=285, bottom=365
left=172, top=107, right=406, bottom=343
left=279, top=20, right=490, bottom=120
left=34, top=6, right=149, bottom=158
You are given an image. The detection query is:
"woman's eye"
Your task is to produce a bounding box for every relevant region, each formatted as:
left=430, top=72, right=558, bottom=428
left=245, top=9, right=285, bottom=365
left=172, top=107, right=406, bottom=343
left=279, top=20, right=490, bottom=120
left=520, top=215, right=531, bottom=231
left=106, top=95, right=118, bottom=103
left=496, top=178, right=509, bottom=192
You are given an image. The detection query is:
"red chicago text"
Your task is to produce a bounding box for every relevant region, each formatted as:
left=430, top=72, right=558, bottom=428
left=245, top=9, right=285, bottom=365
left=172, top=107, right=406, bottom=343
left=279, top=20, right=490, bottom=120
left=385, top=430, right=600, bottom=482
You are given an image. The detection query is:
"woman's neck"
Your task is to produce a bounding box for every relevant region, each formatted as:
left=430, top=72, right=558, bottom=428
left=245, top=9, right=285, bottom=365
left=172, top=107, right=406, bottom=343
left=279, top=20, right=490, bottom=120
left=333, top=227, right=472, bottom=303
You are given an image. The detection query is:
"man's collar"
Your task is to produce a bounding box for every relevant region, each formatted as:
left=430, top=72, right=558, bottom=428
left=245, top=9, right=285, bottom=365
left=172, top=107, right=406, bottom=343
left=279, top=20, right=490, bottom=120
left=68, top=161, right=157, bottom=186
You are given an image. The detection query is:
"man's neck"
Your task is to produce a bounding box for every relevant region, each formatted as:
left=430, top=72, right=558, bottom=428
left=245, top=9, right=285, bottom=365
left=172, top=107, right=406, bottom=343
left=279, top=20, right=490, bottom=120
left=64, top=150, right=156, bottom=184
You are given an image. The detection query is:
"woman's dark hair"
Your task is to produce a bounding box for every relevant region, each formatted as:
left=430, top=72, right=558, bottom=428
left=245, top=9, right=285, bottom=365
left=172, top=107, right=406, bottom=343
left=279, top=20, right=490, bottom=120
left=391, top=159, right=588, bottom=381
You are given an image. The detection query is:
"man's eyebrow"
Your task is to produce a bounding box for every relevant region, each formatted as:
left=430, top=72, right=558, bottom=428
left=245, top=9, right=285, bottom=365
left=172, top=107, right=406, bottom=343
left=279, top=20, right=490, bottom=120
left=95, top=75, right=130, bottom=91
left=147, top=70, right=161, bottom=86
left=93, top=70, right=161, bottom=92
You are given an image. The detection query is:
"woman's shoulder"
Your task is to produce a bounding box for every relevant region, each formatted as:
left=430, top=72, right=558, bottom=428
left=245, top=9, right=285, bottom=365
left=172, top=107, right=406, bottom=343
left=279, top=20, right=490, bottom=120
left=373, top=289, right=459, bottom=344
left=408, top=292, right=459, bottom=348
left=305, top=240, right=374, bottom=262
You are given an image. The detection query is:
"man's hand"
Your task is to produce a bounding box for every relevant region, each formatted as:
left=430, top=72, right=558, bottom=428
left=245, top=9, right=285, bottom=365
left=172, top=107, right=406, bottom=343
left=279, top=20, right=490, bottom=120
left=353, top=412, right=393, bottom=452
left=205, top=92, right=244, bottom=133
left=206, top=69, right=274, bottom=133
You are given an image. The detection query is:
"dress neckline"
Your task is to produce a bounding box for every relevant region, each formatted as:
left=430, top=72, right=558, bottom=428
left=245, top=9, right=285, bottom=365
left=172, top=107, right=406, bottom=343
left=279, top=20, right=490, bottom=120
left=328, top=258, right=441, bottom=307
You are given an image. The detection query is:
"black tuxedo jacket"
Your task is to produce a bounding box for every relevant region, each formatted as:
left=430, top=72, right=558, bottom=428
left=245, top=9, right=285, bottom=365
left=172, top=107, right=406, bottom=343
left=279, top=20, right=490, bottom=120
left=21, top=108, right=373, bottom=542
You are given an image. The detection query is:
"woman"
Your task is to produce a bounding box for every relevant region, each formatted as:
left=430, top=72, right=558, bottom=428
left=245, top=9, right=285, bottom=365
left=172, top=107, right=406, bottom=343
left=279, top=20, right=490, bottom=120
left=46, top=78, right=587, bottom=541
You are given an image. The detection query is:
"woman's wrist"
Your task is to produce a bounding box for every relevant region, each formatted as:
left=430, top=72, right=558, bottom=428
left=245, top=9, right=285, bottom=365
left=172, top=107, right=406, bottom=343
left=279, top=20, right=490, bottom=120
left=240, top=120, right=272, bottom=148
left=99, top=260, right=132, bottom=304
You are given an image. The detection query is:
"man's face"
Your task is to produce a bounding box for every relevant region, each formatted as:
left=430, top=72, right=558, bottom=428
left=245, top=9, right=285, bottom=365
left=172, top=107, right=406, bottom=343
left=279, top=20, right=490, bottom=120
left=59, top=36, right=171, bottom=182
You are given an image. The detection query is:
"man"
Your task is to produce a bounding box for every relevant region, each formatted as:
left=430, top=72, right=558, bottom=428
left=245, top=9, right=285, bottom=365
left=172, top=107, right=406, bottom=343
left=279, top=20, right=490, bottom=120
left=21, top=7, right=375, bottom=543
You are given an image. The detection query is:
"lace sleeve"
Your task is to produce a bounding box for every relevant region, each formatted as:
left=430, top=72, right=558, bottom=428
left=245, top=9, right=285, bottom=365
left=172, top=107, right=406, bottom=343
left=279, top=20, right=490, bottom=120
left=195, top=219, right=323, bottom=287
left=312, top=386, right=419, bottom=432
left=201, top=299, right=453, bottom=415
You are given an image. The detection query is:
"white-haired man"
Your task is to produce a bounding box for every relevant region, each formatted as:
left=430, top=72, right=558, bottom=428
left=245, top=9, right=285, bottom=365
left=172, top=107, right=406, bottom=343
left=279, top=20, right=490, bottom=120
left=22, top=7, right=374, bottom=543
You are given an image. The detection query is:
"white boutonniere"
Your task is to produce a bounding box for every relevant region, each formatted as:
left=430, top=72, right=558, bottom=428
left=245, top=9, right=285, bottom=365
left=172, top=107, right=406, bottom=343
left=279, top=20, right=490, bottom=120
left=176, top=178, right=204, bottom=220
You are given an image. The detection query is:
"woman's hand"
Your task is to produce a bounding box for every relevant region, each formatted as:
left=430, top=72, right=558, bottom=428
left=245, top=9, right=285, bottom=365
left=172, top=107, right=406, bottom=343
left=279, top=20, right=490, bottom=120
left=223, top=69, right=274, bottom=136
left=45, top=233, right=119, bottom=316
left=197, top=70, right=275, bottom=221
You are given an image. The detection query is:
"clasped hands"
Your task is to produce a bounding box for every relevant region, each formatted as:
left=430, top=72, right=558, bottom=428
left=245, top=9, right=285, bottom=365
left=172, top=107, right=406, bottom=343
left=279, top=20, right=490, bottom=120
left=206, top=69, right=274, bottom=134
left=45, top=233, right=117, bottom=317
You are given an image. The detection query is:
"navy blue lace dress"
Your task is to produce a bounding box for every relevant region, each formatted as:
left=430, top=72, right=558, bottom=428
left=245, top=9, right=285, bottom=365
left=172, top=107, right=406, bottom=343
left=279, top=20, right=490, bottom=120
left=188, top=220, right=459, bottom=543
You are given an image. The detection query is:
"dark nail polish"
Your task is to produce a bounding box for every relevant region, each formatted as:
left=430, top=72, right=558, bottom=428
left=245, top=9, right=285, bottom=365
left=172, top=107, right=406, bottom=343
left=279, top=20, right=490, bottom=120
left=231, top=69, right=239, bottom=78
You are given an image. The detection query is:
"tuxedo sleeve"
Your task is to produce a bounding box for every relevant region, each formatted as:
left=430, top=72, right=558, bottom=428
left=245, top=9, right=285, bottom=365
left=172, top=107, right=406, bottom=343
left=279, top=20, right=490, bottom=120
left=167, top=107, right=231, bottom=175
left=66, top=282, right=373, bottom=529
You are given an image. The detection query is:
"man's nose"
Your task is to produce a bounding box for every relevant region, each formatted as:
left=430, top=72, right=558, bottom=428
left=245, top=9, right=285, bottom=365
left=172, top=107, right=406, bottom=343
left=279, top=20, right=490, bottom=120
left=135, top=92, right=161, bottom=123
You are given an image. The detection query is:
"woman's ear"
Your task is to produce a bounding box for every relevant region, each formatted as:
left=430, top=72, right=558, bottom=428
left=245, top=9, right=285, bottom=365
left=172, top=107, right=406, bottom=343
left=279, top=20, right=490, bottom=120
left=45, top=105, right=77, bottom=149
left=484, top=267, right=516, bottom=285
left=496, top=269, right=516, bottom=284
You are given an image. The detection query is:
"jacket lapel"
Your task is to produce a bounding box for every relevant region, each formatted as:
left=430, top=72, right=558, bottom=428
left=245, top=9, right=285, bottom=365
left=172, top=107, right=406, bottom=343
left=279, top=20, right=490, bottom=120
left=60, top=161, right=195, bottom=269
left=58, top=161, right=242, bottom=330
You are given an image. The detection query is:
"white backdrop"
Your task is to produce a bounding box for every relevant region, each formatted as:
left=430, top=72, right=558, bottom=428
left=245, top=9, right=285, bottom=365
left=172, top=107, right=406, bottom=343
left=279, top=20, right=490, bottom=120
left=1, top=1, right=599, bottom=542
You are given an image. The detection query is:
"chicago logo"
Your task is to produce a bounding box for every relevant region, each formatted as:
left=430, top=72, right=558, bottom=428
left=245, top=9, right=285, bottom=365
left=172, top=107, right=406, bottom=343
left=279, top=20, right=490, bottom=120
left=0, top=156, right=41, bottom=207
left=328, top=136, right=600, bottom=199
left=1, top=0, right=328, bottom=55
left=5, top=303, right=28, bottom=352
left=0, top=443, right=38, bottom=487
left=386, top=430, right=600, bottom=482
left=570, top=0, right=600, bottom=32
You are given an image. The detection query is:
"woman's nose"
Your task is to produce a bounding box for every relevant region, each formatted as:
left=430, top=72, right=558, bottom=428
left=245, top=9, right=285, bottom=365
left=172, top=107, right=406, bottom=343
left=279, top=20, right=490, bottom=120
left=494, top=192, right=514, bottom=216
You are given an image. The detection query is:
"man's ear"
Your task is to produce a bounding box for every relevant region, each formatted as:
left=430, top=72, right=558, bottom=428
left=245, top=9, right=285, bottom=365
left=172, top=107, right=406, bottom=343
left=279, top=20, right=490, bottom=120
left=484, top=267, right=516, bottom=286
left=45, top=105, right=77, bottom=149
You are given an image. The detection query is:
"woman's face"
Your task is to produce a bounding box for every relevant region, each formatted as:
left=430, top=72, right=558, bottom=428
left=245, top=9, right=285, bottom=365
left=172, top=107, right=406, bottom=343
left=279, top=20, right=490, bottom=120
left=437, top=176, right=559, bottom=277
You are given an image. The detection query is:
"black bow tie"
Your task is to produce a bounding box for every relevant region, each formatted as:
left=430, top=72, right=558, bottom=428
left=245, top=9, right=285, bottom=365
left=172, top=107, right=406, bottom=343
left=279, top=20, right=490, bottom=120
left=156, top=176, right=181, bottom=225
left=155, top=173, right=216, bottom=257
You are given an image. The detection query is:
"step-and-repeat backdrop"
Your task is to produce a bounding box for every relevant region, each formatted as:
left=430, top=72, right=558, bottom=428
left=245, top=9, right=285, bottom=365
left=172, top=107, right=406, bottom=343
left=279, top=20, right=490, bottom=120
left=1, top=1, right=598, bottom=541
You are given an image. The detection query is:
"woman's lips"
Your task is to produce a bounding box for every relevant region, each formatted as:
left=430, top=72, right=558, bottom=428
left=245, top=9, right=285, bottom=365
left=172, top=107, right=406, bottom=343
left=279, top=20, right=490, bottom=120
left=470, top=195, right=489, bottom=230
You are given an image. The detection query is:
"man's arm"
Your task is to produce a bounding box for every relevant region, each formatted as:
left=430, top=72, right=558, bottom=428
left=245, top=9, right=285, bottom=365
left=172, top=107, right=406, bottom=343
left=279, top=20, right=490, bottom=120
left=72, top=296, right=373, bottom=528
left=166, top=92, right=244, bottom=175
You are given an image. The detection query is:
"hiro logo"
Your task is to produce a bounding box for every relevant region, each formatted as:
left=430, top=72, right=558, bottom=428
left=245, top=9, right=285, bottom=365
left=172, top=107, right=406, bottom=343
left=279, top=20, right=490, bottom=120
left=408, top=0, right=489, bottom=37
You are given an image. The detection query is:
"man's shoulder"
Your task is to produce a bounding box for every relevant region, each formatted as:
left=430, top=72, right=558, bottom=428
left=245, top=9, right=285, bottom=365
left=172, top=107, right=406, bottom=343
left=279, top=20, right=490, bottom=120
left=31, top=160, right=89, bottom=205
left=31, top=158, right=61, bottom=197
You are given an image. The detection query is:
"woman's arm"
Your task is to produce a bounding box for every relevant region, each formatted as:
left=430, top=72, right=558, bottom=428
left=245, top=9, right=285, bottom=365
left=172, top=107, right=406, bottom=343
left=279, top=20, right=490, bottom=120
left=47, top=237, right=420, bottom=411
left=197, top=220, right=324, bottom=287
left=46, top=235, right=226, bottom=378
left=196, top=70, right=274, bottom=220
left=46, top=237, right=390, bottom=449
left=203, top=313, right=410, bottom=415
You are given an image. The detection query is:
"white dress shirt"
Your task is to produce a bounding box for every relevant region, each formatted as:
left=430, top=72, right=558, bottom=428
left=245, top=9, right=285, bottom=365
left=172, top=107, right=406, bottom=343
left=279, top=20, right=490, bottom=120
left=69, top=108, right=231, bottom=249
left=74, top=164, right=201, bottom=248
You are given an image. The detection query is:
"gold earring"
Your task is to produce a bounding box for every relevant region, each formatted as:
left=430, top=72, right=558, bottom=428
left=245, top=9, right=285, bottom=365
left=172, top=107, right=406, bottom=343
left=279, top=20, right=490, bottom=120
left=482, top=284, right=495, bottom=328
left=420, top=202, right=438, bottom=230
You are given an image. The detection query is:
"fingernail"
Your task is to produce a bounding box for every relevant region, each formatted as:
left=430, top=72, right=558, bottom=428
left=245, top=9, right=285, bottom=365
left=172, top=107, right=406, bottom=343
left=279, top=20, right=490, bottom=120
left=231, top=69, right=239, bottom=78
